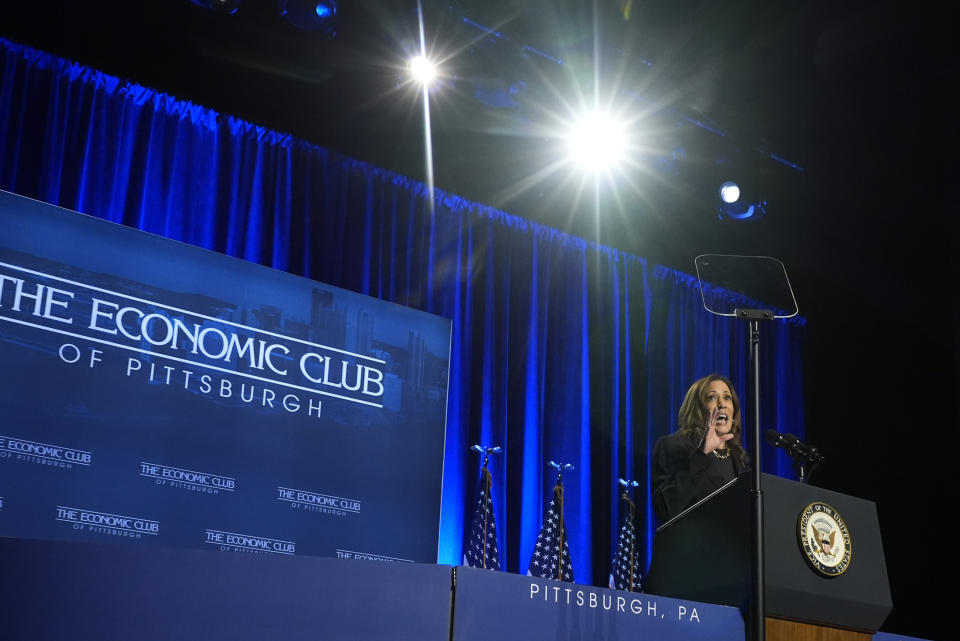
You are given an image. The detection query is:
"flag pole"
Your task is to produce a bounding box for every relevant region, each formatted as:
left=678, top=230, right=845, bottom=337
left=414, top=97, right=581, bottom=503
left=617, top=478, right=640, bottom=592
left=548, top=460, right=575, bottom=582
left=468, top=444, right=501, bottom=570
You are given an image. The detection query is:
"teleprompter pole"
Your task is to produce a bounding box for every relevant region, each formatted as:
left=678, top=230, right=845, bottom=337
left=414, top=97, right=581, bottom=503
left=737, top=309, right=771, bottom=641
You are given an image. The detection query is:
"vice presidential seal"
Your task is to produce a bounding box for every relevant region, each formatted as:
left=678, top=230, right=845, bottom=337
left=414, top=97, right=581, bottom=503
left=797, top=501, right=851, bottom=577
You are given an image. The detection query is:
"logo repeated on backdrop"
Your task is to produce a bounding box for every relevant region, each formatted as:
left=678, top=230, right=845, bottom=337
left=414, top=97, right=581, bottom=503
left=0, top=191, right=451, bottom=564
left=55, top=506, right=159, bottom=540
left=204, top=529, right=296, bottom=555
left=277, top=486, right=360, bottom=516
left=335, top=549, right=413, bottom=562
left=797, top=501, right=852, bottom=576
left=0, top=434, right=92, bottom=469
left=140, top=462, right=236, bottom=495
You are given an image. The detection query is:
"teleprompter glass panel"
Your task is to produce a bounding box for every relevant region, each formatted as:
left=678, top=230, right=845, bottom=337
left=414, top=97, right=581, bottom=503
left=694, top=254, right=798, bottom=319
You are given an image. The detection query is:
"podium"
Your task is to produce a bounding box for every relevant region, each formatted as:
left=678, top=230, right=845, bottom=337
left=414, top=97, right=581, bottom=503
left=645, top=473, right=892, bottom=638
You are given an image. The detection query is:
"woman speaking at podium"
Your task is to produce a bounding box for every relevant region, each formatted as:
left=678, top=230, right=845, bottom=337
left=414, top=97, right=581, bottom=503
left=651, top=374, right=750, bottom=523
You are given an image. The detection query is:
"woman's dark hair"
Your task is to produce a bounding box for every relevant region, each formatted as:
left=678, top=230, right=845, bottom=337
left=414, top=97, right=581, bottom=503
left=677, top=373, right=748, bottom=465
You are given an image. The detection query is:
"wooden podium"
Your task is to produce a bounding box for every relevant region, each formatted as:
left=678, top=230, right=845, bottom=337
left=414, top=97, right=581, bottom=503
left=645, top=473, right=892, bottom=640
left=766, top=617, right=871, bottom=641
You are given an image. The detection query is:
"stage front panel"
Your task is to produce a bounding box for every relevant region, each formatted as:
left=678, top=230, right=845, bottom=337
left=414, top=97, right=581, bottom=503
left=452, top=565, right=746, bottom=641
left=0, top=536, right=453, bottom=641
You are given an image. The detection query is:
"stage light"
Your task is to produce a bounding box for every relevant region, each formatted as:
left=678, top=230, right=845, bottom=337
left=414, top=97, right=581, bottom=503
left=314, top=2, right=336, bottom=19
left=279, top=0, right=338, bottom=34
left=566, top=111, right=626, bottom=172
left=717, top=181, right=767, bottom=221
left=719, top=180, right=740, bottom=204
left=408, top=55, right=438, bottom=86
left=189, top=0, right=242, bottom=14
left=712, top=149, right=774, bottom=221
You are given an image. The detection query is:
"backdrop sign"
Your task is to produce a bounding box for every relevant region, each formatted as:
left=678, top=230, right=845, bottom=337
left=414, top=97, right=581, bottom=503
left=0, top=189, right=452, bottom=563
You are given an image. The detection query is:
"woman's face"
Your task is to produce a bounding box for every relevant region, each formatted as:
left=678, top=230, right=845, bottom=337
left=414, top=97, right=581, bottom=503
left=703, top=379, right=734, bottom=435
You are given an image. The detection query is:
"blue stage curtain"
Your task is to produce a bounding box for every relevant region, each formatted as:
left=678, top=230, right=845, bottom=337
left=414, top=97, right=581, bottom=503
left=0, top=37, right=806, bottom=585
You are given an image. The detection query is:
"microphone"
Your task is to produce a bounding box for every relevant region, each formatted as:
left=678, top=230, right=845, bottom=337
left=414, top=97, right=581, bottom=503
left=781, top=432, right=807, bottom=458
left=766, top=429, right=824, bottom=484
left=765, top=429, right=788, bottom=448
left=766, top=429, right=817, bottom=458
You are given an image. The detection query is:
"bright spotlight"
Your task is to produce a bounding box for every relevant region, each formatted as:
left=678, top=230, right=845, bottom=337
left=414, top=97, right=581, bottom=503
left=408, top=56, right=438, bottom=86
left=719, top=180, right=740, bottom=203
left=566, top=112, right=627, bottom=172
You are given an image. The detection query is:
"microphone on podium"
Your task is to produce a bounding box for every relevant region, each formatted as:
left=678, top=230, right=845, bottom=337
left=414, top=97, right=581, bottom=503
left=765, top=429, right=816, bottom=457
left=764, top=428, right=789, bottom=449
left=765, top=429, right=824, bottom=482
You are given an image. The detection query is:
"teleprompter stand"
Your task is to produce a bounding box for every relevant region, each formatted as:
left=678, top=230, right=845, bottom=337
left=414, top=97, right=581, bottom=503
left=692, top=255, right=800, bottom=641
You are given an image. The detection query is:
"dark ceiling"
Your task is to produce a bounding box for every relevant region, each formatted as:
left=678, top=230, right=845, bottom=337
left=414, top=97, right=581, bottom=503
left=2, top=3, right=957, bottom=638
left=6, top=0, right=952, bottom=275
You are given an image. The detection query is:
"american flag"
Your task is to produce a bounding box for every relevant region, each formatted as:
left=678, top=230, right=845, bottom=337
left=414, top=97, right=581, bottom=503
left=608, top=490, right=642, bottom=591
left=463, top=466, right=500, bottom=570
left=527, top=480, right=574, bottom=582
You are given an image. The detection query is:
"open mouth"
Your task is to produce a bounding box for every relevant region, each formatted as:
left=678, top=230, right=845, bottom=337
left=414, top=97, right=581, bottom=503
left=716, top=413, right=729, bottom=424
